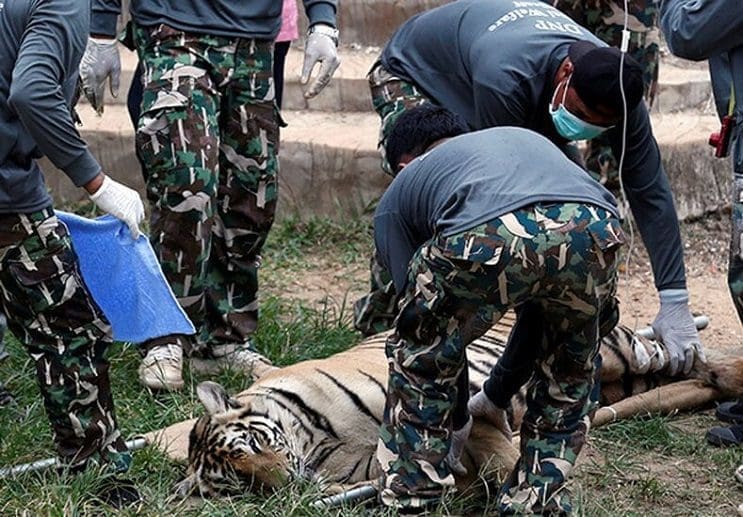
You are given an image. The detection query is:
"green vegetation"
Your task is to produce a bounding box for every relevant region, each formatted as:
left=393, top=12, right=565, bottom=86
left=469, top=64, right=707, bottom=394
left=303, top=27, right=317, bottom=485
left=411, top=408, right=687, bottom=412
left=0, top=214, right=740, bottom=515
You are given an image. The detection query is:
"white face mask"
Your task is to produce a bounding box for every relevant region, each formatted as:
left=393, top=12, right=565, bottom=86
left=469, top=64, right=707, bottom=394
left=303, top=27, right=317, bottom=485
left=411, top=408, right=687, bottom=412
left=548, top=74, right=612, bottom=141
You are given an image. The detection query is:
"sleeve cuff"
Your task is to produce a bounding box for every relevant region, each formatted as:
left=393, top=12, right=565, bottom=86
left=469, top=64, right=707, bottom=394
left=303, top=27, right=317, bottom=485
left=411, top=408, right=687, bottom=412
left=63, top=150, right=102, bottom=187
left=658, top=288, right=689, bottom=304
left=306, top=3, right=337, bottom=28
left=90, top=12, right=119, bottom=38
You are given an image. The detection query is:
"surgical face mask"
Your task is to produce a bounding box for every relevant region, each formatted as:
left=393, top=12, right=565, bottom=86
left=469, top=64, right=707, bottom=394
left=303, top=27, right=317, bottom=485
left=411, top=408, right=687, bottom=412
left=548, top=75, right=611, bottom=141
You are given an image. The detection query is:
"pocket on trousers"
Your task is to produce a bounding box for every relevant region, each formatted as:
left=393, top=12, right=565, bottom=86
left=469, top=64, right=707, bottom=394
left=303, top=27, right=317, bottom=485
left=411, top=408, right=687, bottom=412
left=7, top=247, right=75, bottom=287
left=587, top=218, right=625, bottom=253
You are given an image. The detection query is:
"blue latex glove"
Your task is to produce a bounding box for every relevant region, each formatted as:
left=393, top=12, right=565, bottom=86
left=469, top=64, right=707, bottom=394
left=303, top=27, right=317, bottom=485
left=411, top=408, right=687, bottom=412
left=651, top=289, right=707, bottom=376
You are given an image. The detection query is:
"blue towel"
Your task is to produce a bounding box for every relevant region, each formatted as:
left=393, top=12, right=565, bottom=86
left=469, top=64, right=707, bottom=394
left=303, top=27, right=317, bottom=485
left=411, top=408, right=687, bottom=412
left=56, top=211, right=195, bottom=343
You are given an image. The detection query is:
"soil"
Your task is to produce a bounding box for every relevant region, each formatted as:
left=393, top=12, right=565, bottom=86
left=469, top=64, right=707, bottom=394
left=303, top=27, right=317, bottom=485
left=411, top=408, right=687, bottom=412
left=267, top=211, right=742, bottom=354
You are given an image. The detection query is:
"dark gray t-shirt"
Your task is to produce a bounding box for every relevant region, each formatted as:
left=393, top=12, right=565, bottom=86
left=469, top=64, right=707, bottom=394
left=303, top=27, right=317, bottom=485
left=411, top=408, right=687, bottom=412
left=91, top=0, right=337, bottom=39
left=374, top=127, right=619, bottom=291
left=380, top=0, right=686, bottom=291
left=0, top=0, right=101, bottom=213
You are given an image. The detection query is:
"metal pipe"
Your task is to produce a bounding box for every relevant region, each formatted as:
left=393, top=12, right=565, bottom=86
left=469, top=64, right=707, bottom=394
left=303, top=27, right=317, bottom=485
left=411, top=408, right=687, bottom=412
left=0, top=437, right=148, bottom=479
left=635, top=315, right=709, bottom=339
left=310, top=484, right=378, bottom=509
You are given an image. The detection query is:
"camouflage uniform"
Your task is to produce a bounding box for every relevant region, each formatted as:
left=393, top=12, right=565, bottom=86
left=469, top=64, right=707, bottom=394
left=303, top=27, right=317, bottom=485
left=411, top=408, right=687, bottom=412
left=133, top=24, right=279, bottom=356
left=0, top=208, right=131, bottom=471
left=353, top=63, right=431, bottom=336
left=377, top=202, right=623, bottom=514
left=547, top=0, right=660, bottom=188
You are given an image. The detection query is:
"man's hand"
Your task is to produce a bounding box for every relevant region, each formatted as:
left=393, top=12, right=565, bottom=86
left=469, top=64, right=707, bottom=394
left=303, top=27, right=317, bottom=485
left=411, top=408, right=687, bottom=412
left=446, top=416, right=472, bottom=476
left=468, top=389, right=513, bottom=440
left=651, top=289, right=707, bottom=376
left=301, top=24, right=340, bottom=99
left=85, top=174, right=145, bottom=239
left=79, top=37, right=121, bottom=114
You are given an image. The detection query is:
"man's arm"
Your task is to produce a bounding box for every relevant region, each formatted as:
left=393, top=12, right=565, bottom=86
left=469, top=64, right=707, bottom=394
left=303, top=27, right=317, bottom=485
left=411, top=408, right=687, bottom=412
left=611, top=104, right=686, bottom=290
left=9, top=0, right=100, bottom=187
left=10, top=0, right=144, bottom=238
left=373, top=212, right=417, bottom=294
left=611, top=103, right=704, bottom=375
left=90, top=0, right=122, bottom=38
left=299, top=0, right=340, bottom=99
left=660, top=0, right=743, bottom=60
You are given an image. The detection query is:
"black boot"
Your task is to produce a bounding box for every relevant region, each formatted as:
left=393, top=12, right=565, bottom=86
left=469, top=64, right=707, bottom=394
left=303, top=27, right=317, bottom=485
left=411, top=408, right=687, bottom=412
left=715, top=400, right=743, bottom=424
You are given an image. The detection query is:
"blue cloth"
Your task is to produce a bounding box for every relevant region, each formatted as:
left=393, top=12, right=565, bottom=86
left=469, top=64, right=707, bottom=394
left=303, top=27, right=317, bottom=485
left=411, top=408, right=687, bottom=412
left=56, top=211, right=195, bottom=343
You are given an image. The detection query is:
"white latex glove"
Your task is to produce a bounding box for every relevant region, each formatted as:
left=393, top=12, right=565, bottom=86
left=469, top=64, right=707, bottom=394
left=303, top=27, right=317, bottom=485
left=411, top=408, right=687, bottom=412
left=446, top=416, right=472, bottom=476
left=79, top=37, right=121, bottom=114
left=651, top=289, right=707, bottom=376
left=88, top=175, right=145, bottom=239
left=468, top=389, right=513, bottom=441
left=301, top=24, right=340, bottom=99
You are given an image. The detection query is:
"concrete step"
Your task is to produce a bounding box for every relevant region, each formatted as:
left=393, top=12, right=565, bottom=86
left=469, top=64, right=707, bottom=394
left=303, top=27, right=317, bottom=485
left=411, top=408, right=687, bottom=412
left=45, top=106, right=730, bottom=221
left=88, top=45, right=712, bottom=115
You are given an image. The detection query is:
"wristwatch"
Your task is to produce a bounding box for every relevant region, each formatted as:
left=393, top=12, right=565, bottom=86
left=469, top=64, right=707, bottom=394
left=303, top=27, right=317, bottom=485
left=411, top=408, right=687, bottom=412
left=307, top=23, right=339, bottom=47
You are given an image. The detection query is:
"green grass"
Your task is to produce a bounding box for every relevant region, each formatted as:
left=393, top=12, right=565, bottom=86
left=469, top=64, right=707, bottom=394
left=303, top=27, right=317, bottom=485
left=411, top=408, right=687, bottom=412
left=1, top=214, right=742, bottom=515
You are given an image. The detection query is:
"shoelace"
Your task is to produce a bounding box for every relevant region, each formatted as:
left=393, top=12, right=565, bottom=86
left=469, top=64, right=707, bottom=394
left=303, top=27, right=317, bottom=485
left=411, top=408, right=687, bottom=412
left=146, top=344, right=182, bottom=363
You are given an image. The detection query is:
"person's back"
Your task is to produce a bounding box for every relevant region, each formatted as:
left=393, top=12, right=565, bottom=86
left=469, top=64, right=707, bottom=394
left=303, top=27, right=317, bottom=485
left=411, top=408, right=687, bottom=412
left=376, top=126, right=618, bottom=289
left=380, top=0, right=603, bottom=130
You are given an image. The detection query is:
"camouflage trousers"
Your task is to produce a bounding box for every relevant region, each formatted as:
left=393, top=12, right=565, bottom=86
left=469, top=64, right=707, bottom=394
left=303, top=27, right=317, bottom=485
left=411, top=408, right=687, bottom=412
left=377, top=202, right=623, bottom=514
left=548, top=0, right=660, bottom=189
left=729, top=173, right=743, bottom=322
left=353, top=63, right=431, bottom=335
left=134, top=24, right=279, bottom=355
left=0, top=208, right=130, bottom=471
left=367, top=61, right=432, bottom=177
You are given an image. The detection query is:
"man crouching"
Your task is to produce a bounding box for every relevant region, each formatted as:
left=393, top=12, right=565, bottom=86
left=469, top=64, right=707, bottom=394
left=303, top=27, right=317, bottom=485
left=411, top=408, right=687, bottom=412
left=374, top=105, right=624, bottom=514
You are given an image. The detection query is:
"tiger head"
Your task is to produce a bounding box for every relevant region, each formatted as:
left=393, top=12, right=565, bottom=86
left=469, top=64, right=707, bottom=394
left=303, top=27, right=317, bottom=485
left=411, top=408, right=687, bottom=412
left=174, top=381, right=292, bottom=498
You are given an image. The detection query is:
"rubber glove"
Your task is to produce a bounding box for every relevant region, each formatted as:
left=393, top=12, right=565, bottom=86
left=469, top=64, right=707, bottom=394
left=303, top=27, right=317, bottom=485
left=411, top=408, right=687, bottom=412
left=79, top=37, right=121, bottom=114
left=88, top=175, right=145, bottom=239
left=446, top=416, right=473, bottom=476
left=651, top=289, right=707, bottom=376
left=301, top=24, right=340, bottom=99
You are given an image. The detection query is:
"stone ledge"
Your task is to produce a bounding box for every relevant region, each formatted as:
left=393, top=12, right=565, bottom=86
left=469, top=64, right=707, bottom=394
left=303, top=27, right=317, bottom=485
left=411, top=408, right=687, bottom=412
left=44, top=108, right=730, bottom=222
left=89, top=46, right=712, bottom=114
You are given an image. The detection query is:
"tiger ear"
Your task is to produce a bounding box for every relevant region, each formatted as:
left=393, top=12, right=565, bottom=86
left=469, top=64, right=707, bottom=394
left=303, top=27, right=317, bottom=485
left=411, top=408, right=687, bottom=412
left=197, top=381, right=233, bottom=415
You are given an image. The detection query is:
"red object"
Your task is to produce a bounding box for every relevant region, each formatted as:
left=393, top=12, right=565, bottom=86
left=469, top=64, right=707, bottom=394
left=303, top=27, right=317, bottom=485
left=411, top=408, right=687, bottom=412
left=709, top=115, right=735, bottom=158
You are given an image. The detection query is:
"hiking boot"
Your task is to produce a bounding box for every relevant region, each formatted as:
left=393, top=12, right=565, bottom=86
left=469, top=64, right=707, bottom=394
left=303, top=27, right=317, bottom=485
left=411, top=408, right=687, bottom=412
left=715, top=400, right=743, bottom=424
left=138, top=344, right=184, bottom=391
left=706, top=423, right=743, bottom=447
left=190, top=343, right=276, bottom=379
left=95, top=477, right=142, bottom=509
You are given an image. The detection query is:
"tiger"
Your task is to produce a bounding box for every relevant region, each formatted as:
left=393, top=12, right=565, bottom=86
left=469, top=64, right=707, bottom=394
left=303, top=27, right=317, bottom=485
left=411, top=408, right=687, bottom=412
left=167, top=312, right=743, bottom=499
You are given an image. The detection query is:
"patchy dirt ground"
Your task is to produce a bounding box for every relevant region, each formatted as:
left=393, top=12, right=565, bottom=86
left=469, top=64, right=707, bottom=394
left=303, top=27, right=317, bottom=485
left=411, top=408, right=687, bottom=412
left=268, top=211, right=742, bottom=354
left=262, top=212, right=743, bottom=515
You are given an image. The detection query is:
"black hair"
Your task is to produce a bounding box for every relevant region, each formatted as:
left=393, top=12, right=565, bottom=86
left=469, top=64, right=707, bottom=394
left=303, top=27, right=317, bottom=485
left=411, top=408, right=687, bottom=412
left=385, top=104, right=469, bottom=172
left=569, top=42, right=645, bottom=115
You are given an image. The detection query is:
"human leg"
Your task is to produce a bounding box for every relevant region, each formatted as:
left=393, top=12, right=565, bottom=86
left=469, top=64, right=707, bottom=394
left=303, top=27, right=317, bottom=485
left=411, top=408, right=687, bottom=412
left=496, top=203, right=622, bottom=514
left=0, top=209, right=131, bottom=472
left=353, top=63, right=432, bottom=335
left=133, top=24, right=222, bottom=385
left=273, top=40, right=291, bottom=109
left=188, top=37, right=278, bottom=376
